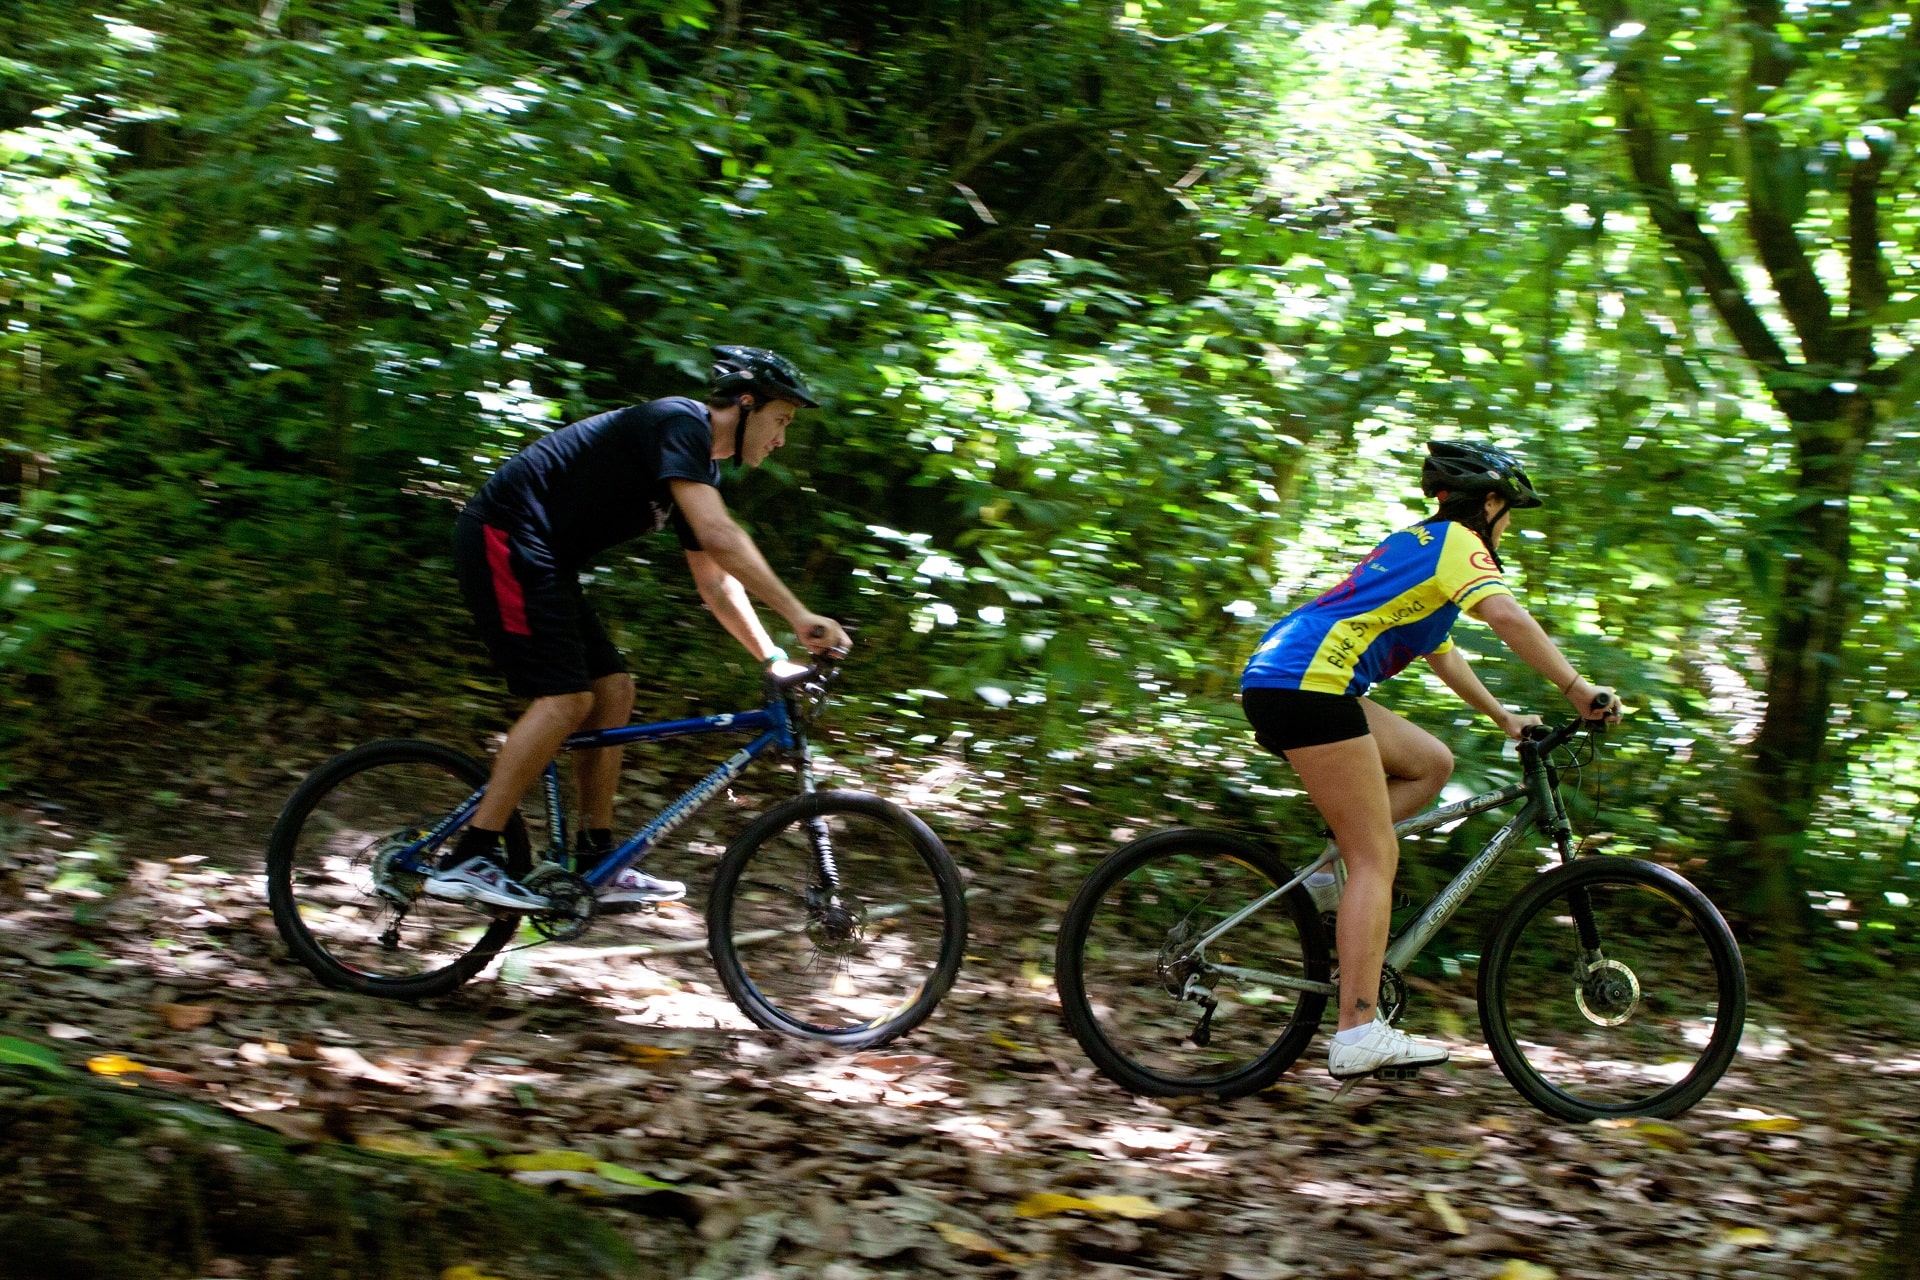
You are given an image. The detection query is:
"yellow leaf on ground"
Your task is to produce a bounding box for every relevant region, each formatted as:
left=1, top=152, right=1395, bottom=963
left=497, top=1149, right=600, bottom=1173
left=86, top=1054, right=148, bottom=1077
left=1494, top=1262, right=1556, bottom=1280
left=620, top=1044, right=690, bottom=1063
left=1739, top=1116, right=1801, bottom=1133
left=357, top=1133, right=453, bottom=1160
left=441, top=1267, right=506, bottom=1280
left=988, top=1031, right=1039, bottom=1056
left=1626, top=1120, right=1689, bottom=1150
left=933, top=1221, right=1033, bottom=1264
left=590, top=1161, right=677, bottom=1191
left=1014, top=1192, right=1166, bottom=1220
left=1425, top=1190, right=1470, bottom=1236
left=1723, top=1227, right=1773, bottom=1247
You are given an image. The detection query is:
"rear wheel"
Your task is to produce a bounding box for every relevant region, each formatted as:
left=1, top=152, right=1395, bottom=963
left=266, top=740, right=531, bottom=1000
left=1479, top=857, right=1746, bottom=1121
left=707, top=791, right=967, bottom=1049
left=1056, top=829, right=1331, bottom=1098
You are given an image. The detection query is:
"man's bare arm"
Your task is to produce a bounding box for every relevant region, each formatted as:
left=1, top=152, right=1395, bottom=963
left=685, top=549, right=779, bottom=660
left=671, top=480, right=851, bottom=652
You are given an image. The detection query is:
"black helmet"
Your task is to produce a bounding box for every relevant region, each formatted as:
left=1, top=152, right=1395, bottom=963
left=709, top=344, right=820, bottom=409
left=1421, top=440, right=1543, bottom=509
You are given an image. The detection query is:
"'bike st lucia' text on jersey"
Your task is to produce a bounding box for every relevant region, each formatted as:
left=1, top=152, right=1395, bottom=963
left=1242, top=521, right=1513, bottom=697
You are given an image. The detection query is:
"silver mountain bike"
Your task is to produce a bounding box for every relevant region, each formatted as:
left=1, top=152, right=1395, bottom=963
left=1054, top=700, right=1747, bottom=1121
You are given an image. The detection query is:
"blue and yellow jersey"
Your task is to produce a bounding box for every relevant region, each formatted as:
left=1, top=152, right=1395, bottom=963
left=1242, top=521, right=1512, bottom=696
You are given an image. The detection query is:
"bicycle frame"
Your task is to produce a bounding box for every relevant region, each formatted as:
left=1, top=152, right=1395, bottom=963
left=389, top=686, right=813, bottom=885
left=1197, top=731, right=1585, bottom=999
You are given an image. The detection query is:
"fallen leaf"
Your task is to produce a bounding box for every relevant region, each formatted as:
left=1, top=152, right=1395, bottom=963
left=1723, top=1227, right=1773, bottom=1247
left=1014, top=1192, right=1166, bottom=1221
left=1494, top=1262, right=1556, bottom=1280
left=441, top=1268, right=507, bottom=1280
left=244, top=1110, right=330, bottom=1144
left=590, top=1161, right=678, bottom=1191
left=932, top=1221, right=1033, bottom=1265
left=620, top=1044, right=690, bottom=1063
left=156, top=1003, right=215, bottom=1031
left=498, top=1149, right=600, bottom=1173
left=317, top=1046, right=411, bottom=1088
left=87, top=1053, right=149, bottom=1077
left=1443, top=1231, right=1534, bottom=1257
left=1738, top=1116, right=1801, bottom=1133
left=0, top=1036, right=67, bottom=1074
left=357, top=1133, right=482, bottom=1163
left=1425, top=1190, right=1470, bottom=1236
left=45, top=1023, right=93, bottom=1040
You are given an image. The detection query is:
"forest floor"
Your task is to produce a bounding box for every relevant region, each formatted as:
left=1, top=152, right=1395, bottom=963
left=1, top=711, right=1915, bottom=1280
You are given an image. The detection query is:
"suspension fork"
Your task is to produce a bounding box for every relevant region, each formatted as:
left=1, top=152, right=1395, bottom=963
left=791, top=733, right=844, bottom=895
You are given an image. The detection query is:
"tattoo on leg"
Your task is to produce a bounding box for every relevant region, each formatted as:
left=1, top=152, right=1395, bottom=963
left=1353, top=997, right=1373, bottom=1013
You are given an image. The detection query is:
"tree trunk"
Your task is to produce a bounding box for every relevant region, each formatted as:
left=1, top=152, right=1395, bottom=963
left=1717, top=395, right=1869, bottom=985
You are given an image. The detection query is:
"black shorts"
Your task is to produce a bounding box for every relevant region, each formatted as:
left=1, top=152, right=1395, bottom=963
left=1242, top=686, right=1370, bottom=754
left=453, top=516, right=626, bottom=699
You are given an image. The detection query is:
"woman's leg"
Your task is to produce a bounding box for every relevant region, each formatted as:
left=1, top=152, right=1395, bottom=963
left=1360, top=697, right=1454, bottom=821
left=1283, top=733, right=1398, bottom=1033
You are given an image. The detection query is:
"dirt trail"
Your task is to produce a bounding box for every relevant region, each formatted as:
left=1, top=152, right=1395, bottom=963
left=1, top=761, right=1913, bottom=1279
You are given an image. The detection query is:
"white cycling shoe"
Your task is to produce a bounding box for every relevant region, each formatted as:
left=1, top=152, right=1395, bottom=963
left=1327, top=1019, right=1451, bottom=1080
left=596, top=866, right=687, bottom=913
left=423, top=856, right=550, bottom=912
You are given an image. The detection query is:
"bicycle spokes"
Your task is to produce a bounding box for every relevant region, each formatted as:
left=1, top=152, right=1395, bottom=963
left=1481, top=858, right=1745, bottom=1119
left=1057, top=832, right=1329, bottom=1097
left=714, top=799, right=961, bottom=1039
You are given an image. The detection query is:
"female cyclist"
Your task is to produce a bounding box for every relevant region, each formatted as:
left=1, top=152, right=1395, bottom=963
left=1241, top=440, right=1619, bottom=1080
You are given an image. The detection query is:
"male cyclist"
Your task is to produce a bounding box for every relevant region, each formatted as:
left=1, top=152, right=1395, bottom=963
left=1240, top=440, right=1619, bottom=1080
left=427, top=346, right=851, bottom=913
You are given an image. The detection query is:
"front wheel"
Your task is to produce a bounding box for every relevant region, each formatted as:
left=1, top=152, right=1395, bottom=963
left=1479, top=857, right=1747, bottom=1121
left=266, top=740, right=531, bottom=1000
left=707, top=791, right=968, bottom=1049
left=1055, top=829, right=1331, bottom=1098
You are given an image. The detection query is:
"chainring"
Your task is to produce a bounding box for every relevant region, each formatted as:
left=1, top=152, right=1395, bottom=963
left=1376, top=963, right=1409, bottom=1027
left=523, top=864, right=597, bottom=942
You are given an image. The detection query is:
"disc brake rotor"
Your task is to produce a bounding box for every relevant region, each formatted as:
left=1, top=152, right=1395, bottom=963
left=1574, top=958, right=1641, bottom=1026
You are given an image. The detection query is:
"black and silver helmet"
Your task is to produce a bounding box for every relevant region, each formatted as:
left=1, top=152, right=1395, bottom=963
left=1421, top=440, right=1543, bottom=509
left=709, top=345, right=820, bottom=409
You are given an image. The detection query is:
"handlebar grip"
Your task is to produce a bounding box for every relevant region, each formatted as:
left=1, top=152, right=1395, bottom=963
left=1590, top=690, right=1613, bottom=713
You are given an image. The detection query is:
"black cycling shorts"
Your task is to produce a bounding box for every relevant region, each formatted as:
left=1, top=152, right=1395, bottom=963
left=453, top=516, right=626, bottom=699
left=1242, top=686, right=1371, bottom=754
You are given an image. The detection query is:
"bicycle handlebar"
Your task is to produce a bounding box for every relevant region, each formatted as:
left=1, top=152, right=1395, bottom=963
left=1521, top=689, right=1616, bottom=756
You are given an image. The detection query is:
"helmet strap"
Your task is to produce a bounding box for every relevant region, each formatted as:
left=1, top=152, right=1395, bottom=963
left=729, top=392, right=753, bottom=469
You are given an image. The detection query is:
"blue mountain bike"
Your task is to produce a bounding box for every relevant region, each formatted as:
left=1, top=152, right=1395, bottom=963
left=266, top=658, right=968, bottom=1048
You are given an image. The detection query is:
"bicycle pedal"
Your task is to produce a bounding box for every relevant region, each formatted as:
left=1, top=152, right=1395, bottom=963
left=1373, top=1065, right=1422, bottom=1082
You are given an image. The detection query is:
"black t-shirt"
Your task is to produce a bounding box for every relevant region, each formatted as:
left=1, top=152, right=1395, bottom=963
left=462, top=397, right=721, bottom=569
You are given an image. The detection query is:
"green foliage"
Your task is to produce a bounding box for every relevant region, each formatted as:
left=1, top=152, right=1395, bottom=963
left=3, top=0, right=1917, bottom=976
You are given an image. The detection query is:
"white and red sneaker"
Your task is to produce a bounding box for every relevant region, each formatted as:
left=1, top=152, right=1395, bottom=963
left=422, top=856, right=549, bottom=912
